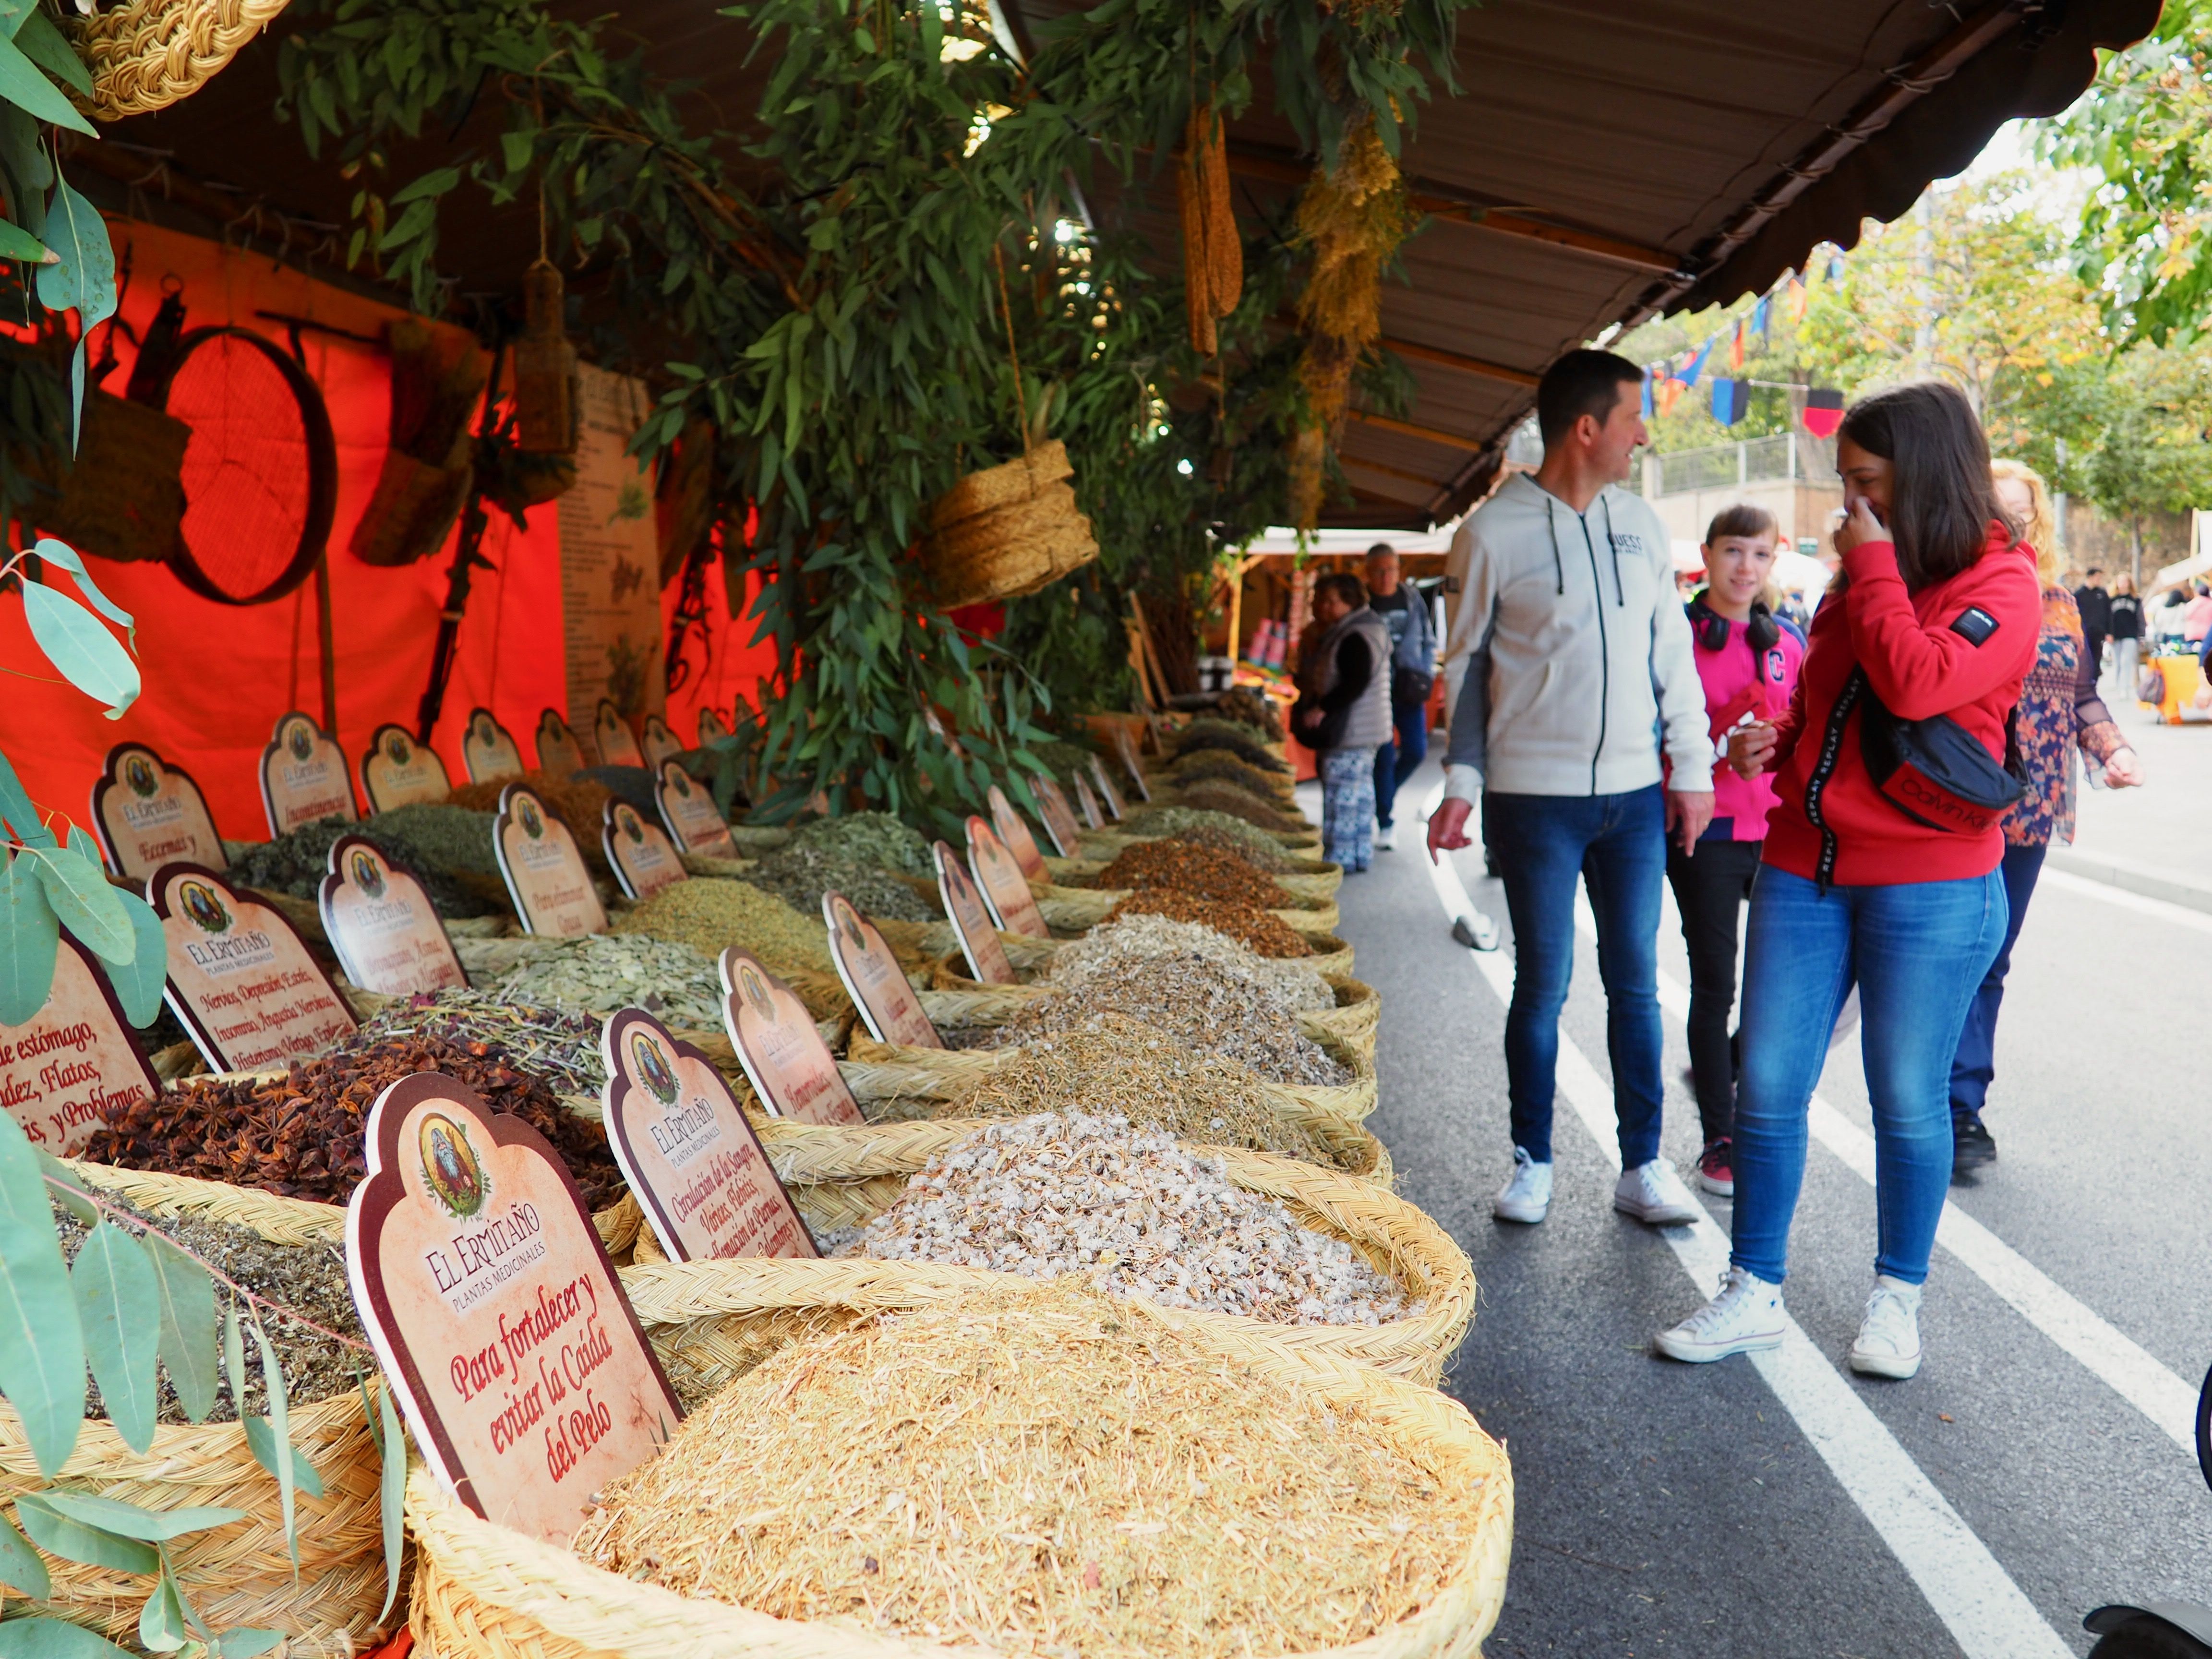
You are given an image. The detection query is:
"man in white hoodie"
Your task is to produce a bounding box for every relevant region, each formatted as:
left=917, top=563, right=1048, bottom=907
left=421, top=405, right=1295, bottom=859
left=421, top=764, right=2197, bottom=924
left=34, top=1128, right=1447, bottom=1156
left=1428, top=349, right=1713, bottom=1228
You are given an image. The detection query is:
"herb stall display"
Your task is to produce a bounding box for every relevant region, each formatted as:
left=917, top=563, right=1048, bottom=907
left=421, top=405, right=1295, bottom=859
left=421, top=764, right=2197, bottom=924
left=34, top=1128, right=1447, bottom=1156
left=224, top=811, right=507, bottom=919
left=481, top=933, right=733, bottom=1034
left=610, top=879, right=855, bottom=1021
left=449, top=770, right=617, bottom=873
left=1168, top=716, right=1291, bottom=772
left=742, top=842, right=936, bottom=925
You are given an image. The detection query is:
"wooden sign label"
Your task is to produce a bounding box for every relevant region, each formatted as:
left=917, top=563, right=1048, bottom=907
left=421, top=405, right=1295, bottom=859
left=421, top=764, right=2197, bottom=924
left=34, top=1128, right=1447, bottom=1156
left=1031, top=777, right=1084, bottom=858
left=320, top=835, right=467, bottom=997
left=1113, top=725, right=1152, bottom=801
left=461, top=708, right=526, bottom=785
left=717, top=948, right=864, bottom=1127
left=91, top=744, right=226, bottom=880
left=823, top=892, right=942, bottom=1049
left=593, top=699, right=645, bottom=769
left=360, top=724, right=453, bottom=814
left=602, top=801, right=686, bottom=902
left=347, top=1072, right=682, bottom=1544
left=535, top=709, right=588, bottom=779
left=259, top=711, right=359, bottom=837
left=1071, top=773, right=1103, bottom=831
left=934, top=841, right=1015, bottom=985
left=965, top=816, right=1048, bottom=939
left=599, top=1008, right=817, bottom=1264
left=0, top=938, right=159, bottom=1155
left=987, top=784, right=1049, bottom=880
left=695, top=707, right=731, bottom=746
left=494, top=786, right=608, bottom=938
left=654, top=761, right=736, bottom=858
left=149, top=863, right=357, bottom=1072
left=1088, top=755, right=1126, bottom=821
left=639, top=714, right=683, bottom=771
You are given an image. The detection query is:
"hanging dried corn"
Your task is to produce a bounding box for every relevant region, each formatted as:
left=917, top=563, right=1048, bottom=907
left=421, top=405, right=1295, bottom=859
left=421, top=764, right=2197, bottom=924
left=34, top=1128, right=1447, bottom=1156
left=1178, top=100, right=1242, bottom=356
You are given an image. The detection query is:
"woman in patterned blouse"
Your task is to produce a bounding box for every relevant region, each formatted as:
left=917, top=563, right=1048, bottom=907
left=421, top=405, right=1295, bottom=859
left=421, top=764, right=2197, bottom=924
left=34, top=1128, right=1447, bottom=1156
left=1948, top=460, right=2144, bottom=1176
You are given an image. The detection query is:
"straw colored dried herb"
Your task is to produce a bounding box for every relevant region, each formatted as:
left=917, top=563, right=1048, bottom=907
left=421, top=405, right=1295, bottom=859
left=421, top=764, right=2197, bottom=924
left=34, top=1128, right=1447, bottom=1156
left=1094, top=841, right=1291, bottom=909
left=490, top=933, right=728, bottom=1034
left=1115, top=806, right=1296, bottom=867
left=789, top=810, right=931, bottom=878
left=1170, top=718, right=1288, bottom=772
left=1047, top=915, right=1332, bottom=1012
left=613, top=878, right=834, bottom=976
left=574, top=1281, right=1476, bottom=1659
left=226, top=814, right=499, bottom=918
left=351, top=988, right=607, bottom=1095
left=447, top=769, right=615, bottom=870
left=81, top=1034, right=625, bottom=1210
left=1169, top=778, right=1310, bottom=833
left=1105, top=890, right=1313, bottom=957
left=745, top=843, right=934, bottom=924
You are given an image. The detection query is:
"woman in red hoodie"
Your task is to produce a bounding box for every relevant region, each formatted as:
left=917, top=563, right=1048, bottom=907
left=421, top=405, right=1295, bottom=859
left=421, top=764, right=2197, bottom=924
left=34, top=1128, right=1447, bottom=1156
left=1654, top=382, right=2037, bottom=1381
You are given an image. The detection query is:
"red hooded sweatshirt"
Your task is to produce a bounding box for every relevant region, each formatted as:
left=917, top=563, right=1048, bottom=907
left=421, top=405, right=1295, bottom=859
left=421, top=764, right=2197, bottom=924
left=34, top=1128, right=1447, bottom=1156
left=1762, top=525, right=2040, bottom=888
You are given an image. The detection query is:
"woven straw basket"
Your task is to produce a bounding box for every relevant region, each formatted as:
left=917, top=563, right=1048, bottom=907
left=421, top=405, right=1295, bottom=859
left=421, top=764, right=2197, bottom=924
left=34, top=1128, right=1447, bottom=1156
left=921, top=442, right=1099, bottom=610
left=404, top=1272, right=1509, bottom=1659
left=0, top=1163, right=391, bottom=1655
left=74, top=0, right=291, bottom=119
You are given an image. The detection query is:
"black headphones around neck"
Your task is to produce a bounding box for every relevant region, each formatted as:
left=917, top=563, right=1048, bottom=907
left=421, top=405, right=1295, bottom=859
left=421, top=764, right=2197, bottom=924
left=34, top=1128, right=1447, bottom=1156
left=1690, top=592, right=1780, bottom=654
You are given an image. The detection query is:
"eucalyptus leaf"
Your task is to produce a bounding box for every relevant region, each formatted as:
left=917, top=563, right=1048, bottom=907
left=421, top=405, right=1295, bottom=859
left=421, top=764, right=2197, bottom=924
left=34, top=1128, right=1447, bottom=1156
left=368, top=1375, right=405, bottom=1623
left=218, top=1631, right=286, bottom=1659
left=14, top=11, right=89, bottom=96
left=32, top=1150, right=96, bottom=1226
left=142, top=1232, right=218, bottom=1424
left=0, top=853, right=60, bottom=1025
left=37, top=174, right=118, bottom=452
left=0, top=749, right=55, bottom=847
left=0, top=213, right=48, bottom=263
left=247, top=1315, right=298, bottom=1571
left=13, top=1494, right=156, bottom=1574
left=222, top=1303, right=244, bottom=1425
left=0, top=27, right=94, bottom=134
left=29, top=844, right=132, bottom=963
left=137, top=1559, right=187, bottom=1652
left=69, top=1222, right=162, bottom=1452
left=0, top=1616, right=139, bottom=1659
left=20, top=583, right=137, bottom=718
left=36, top=1491, right=248, bottom=1542
left=34, top=540, right=134, bottom=645
left=0, top=1113, right=85, bottom=1477
left=0, top=105, right=50, bottom=240
left=99, top=890, right=166, bottom=1027
left=241, top=1416, right=325, bottom=1498
left=0, top=1505, right=51, bottom=1599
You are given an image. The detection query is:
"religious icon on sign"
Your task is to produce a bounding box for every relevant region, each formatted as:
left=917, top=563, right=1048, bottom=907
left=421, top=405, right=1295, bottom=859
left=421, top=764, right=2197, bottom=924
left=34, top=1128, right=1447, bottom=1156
left=418, top=1113, right=489, bottom=1219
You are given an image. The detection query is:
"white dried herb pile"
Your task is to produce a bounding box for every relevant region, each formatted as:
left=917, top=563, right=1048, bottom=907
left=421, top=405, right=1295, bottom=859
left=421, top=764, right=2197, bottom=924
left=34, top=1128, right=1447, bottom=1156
left=827, top=1113, right=1409, bottom=1325
left=489, top=933, right=728, bottom=1033
left=573, top=1283, right=1478, bottom=1659
left=1046, top=914, right=1332, bottom=1012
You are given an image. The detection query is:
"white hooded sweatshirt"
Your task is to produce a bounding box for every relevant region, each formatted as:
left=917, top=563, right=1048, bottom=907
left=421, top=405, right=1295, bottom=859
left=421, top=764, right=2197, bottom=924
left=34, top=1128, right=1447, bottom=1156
left=1440, top=472, right=1711, bottom=801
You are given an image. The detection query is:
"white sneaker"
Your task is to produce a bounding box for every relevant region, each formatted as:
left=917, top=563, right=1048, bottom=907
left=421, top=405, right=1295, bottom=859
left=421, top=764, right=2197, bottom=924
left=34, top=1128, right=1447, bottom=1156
left=1654, top=1265, right=1786, bottom=1362
left=1613, top=1158, right=1701, bottom=1226
left=1375, top=821, right=1397, bottom=851
left=1492, top=1147, right=1551, bottom=1224
left=1848, top=1276, right=1924, bottom=1379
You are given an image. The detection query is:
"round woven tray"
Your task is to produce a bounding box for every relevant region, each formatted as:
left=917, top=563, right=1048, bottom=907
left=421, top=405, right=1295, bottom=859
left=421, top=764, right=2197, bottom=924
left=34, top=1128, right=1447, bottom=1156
left=929, top=439, right=1073, bottom=529
left=0, top=1164, right=388, bottom=1655
left=404, top=1272, right=1509, bottom=1659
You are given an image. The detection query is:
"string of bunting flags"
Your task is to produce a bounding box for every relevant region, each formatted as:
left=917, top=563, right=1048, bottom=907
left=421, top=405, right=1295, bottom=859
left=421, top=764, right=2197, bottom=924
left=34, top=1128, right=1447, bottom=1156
left=1641, top=249, right=1846, bottom=438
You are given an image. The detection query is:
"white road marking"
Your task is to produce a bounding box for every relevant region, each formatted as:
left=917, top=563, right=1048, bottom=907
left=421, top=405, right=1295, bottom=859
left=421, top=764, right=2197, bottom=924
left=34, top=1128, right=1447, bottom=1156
left=1417, top=832, right=2076, bottom=1659
left=2038, top=866, right=2212, bottom=937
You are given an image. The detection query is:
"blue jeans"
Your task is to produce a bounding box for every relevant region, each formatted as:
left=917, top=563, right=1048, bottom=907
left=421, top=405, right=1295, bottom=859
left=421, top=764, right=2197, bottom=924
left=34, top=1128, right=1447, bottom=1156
left=1947, top=842, right=2047, bottom=1119
left=1731, top=865, right=2008, bottom=1286
left=1372, top=699, right=1430, bottom=827
left=1484, top=786, right=1667, bottom=1167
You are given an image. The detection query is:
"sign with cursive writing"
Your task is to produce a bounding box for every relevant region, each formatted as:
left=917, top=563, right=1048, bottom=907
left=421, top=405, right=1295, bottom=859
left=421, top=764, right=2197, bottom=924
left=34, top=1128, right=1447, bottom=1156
left=494, top=786, right=607, bottom=938
left=347, top=1072, right=681, bottom=1543
left=639, top=714, right=683, bottom=771
left=91, top=744, right=227, bottom=880
left=653, top=760, right=736, bottom=858
left=1088, top=755, right=1126, bottom=821
left=1031, top=776, right=1084, bottom=858
left=360, top=724, right=453, bottom=814
left=259, top=711, right=358, bottom=838
left=149, top=863, right=357, bottom=1072
left=461, top=709, right=526, bottom=785
left=601, top=801, right=686, bottom=902
left=599, top=1008, right=816, bottom=1264
left=0, top=938, right=159, bottom=1155
left=986, top=784, right=1049, bottom=881
left=823, top=892, right=941, bottom=1048
left=592, top=699, right=645, bottom=769
left=1070, top=772, right=1103, bottom=831
left=965, top=817, right=1048, bottom=939
left=934, top=841, right=1016, bottom=985
left=535, top=709, right=588, bottom=780
left=718, top=948, right=865, bottom=1127
left=320, top=836, right=467, bottom=997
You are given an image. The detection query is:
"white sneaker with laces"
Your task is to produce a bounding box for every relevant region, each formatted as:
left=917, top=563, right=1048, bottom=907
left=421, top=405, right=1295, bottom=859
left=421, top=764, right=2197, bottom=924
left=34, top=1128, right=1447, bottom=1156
left=1613, top=1158, right=1701, bottom=1226
left=1654, top=1265, right=1786, bottom=1362
left=1375, top=820, right=1397, bottom=851
left=1492, top=1147, right=1551, bottom=1224
left=1848, top=1276, right=1924, bottom=1379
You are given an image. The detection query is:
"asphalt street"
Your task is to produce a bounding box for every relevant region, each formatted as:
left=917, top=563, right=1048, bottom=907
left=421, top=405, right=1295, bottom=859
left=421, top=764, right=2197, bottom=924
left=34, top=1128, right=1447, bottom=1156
left=1311, top=684, right=2212, bottom=1658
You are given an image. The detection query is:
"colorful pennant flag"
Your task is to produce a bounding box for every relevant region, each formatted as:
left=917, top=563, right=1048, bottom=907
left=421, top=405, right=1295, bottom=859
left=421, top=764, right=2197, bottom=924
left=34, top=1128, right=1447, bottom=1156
left=1679, top=338, right=1713, bottom=390
left=1729, top=320, right=1745, bottom=373
left=1751, top=294, right=1771, bottom=340
left=1787, top=276, right=1808, bottom=324
left=1641, top=370, right=1654, bottom=419
left=1658, top=377, right=1686, bottom=417
left=1802, top=386, right=1845, bottom=440
left=1711, top=378, right=1749, bottom=426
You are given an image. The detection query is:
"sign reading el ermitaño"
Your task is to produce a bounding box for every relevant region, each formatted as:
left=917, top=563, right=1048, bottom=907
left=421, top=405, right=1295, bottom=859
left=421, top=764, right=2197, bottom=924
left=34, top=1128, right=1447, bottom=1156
left=360, top=724, right=453, bottom=814
left=1088, top=755, right=1126, bottom=821
left=1113, top=724, right=1152, bottom=801
left=718, top=948, right=864, bottom=1127
left=696, top=707, right=731, bottom=746
left=654, top=761, right=735, bottom=858
left=494, top=787, right=607, bottom=938
left=535, top=709, right=588, bottom=779
left=602, top=801, right=686, bottom=901
left=986, top=785, right=1049, bottom=881
left=259, top=711, right=358, bottom=838
left=934, top=840, right=1016, bottom=985
left=965, top=817, right=1048, bottom=939
left=639, top=714, right=683, bottom=771
left=92, top=744, right=226, bottom=880
left=462, top=709, right=526, bottom=784
left=600, top=1008, right=816, bottom=1264
left=320, top=836, right=466, bottom=997
left=0, top=938, right=159, bottom=1154
left=348, top=1072, right=682, bottom=1543
left=823, top=892, right=941, bottom=1048
left=1071, top=772, right=1103, bottom=831
left=1031, top=777, right=1084, bottom=858
left=593, top=699, right=645, bottom=769
left=150, top=864, right=357, bottom=1072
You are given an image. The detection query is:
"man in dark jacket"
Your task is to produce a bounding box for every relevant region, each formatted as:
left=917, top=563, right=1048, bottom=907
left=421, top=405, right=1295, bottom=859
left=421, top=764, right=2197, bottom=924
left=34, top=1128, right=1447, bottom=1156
left=1364, top=543, right=1437, bottom=851
left=2073, top=568, right=2111, bottom=685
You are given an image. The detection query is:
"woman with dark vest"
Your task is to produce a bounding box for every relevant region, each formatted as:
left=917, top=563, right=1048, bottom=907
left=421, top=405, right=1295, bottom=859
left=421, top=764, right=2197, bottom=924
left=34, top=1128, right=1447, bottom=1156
left=1654, top=382, right=2038, bottom=1381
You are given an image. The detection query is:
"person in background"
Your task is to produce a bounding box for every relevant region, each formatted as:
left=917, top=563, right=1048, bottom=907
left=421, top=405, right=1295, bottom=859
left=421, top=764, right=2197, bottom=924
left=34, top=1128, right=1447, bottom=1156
left=1668, top=504, right=1806, bottom=1198
left=2185, top=582, right=2212, bottom=646
left=1653, top=381, right=2036, bottom=1382
left=1428, top=348, right=1713, bottom=1231
left=2109, top=573, right=2144, bottom=698
left=2072, top=567, right=2111, bottom=685
left=1948, top=462, right=2142, bottom=1176
left=1293, top=571, right=1393, bottom=873
left=1363, top=542, right=1437, bottom=853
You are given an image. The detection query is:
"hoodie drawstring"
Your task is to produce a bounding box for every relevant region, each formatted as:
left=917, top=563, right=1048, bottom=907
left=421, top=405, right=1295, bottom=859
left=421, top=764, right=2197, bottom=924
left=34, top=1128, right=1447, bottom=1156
left=1545, top=502, right=1564, bottom=596
left=1603, top=496, right=1623, bottom=606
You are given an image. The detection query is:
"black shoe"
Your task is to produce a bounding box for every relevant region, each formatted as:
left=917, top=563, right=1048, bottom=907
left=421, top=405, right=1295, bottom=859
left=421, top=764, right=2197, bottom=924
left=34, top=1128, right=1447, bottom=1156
left=1951, top=1112, right=1996, bottom=1178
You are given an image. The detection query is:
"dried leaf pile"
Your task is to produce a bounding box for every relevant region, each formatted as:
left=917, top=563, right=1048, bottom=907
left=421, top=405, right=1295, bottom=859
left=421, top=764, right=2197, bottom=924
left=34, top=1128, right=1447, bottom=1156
left=81, top=1034, right=625, bottom=1210
left=1116, top=807, right=1297, bottom=869
left=574, top=1283, right=1476, bottom=1659
left=447, top=769, right=614, bottom=845
left=489, top=933, right=728, bottom=1034
left=828, top=1115, right=1409, bottom=1325
left=1092, top=841, right=1291, bottom=910
left=1046, top=916, right=1332, bottom=1013
left=1166, top=779, right=1310, bottom=834
left=1165, top=751, right=1293, bottom=796
left=351, top=989, right=607, bottom=1095
left=790, top=811, right=933, bottom=878
left=1103, top=890, right=1313, bottom=959
left=225, top=811, right=501, bottom=918
left=613, top=878, right=834, bottom=977
left=745, top=842, right=935, bottom=924
left=1169, top=719, right=1288, bottom=772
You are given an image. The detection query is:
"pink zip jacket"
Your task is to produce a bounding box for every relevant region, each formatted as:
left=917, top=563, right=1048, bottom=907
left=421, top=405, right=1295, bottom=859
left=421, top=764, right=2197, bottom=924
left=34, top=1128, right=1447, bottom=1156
left=1677, top=602, right=1805, bottom=842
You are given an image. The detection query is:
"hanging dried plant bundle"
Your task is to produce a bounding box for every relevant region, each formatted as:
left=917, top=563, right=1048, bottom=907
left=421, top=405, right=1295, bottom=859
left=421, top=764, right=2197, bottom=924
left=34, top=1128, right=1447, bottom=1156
left=1288, top=116, right=1415, bottom=531
left=1178, top=100, right=1242, bottom=356
left=511, top=259, right=580, bottom=455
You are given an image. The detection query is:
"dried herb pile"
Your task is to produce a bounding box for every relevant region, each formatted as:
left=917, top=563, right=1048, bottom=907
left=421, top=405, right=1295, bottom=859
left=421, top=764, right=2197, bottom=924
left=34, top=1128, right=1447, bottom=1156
left=1033, top=738, right=1102, bottom=783
left=745, top=843, right=934, bottom=924
left=1170, top=718, right=1289, bottom=772
left=1117, top=806, right=1298, bottom=867
left=226, top=813, right=500, bottom=918
left=1105, top=891, right=1313, bottom=957
left=81, top=1033, right=625, bottom=1210
left=1093, top=841, right=1291, bottom=909
left=350, top=989, right=607, bottom=1096
left=448, top=770, right=615, bottom=870
left=1046, top=915, right=1332, bottom=1013
left=1166, top=750, right=1293, bottom=796
left=574, top=1283, right=1478, bottom=1659
left=1169, top=778, right=1311, bottom=834
left=489, top=934, right=728, bottom=1034
left=613, top=878, right=835, bottom=977
left=789, top=811, right=932, bottom=878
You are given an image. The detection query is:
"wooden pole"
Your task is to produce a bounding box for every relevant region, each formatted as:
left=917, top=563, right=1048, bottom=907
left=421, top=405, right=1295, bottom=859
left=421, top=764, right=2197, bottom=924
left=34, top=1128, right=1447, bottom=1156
left=313, top=552, right=338, bottom=736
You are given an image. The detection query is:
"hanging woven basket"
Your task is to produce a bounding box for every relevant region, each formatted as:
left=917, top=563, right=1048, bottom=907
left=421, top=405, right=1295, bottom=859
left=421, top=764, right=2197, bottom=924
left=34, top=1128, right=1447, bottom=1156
left=74, top=0, right=293, bottom=120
